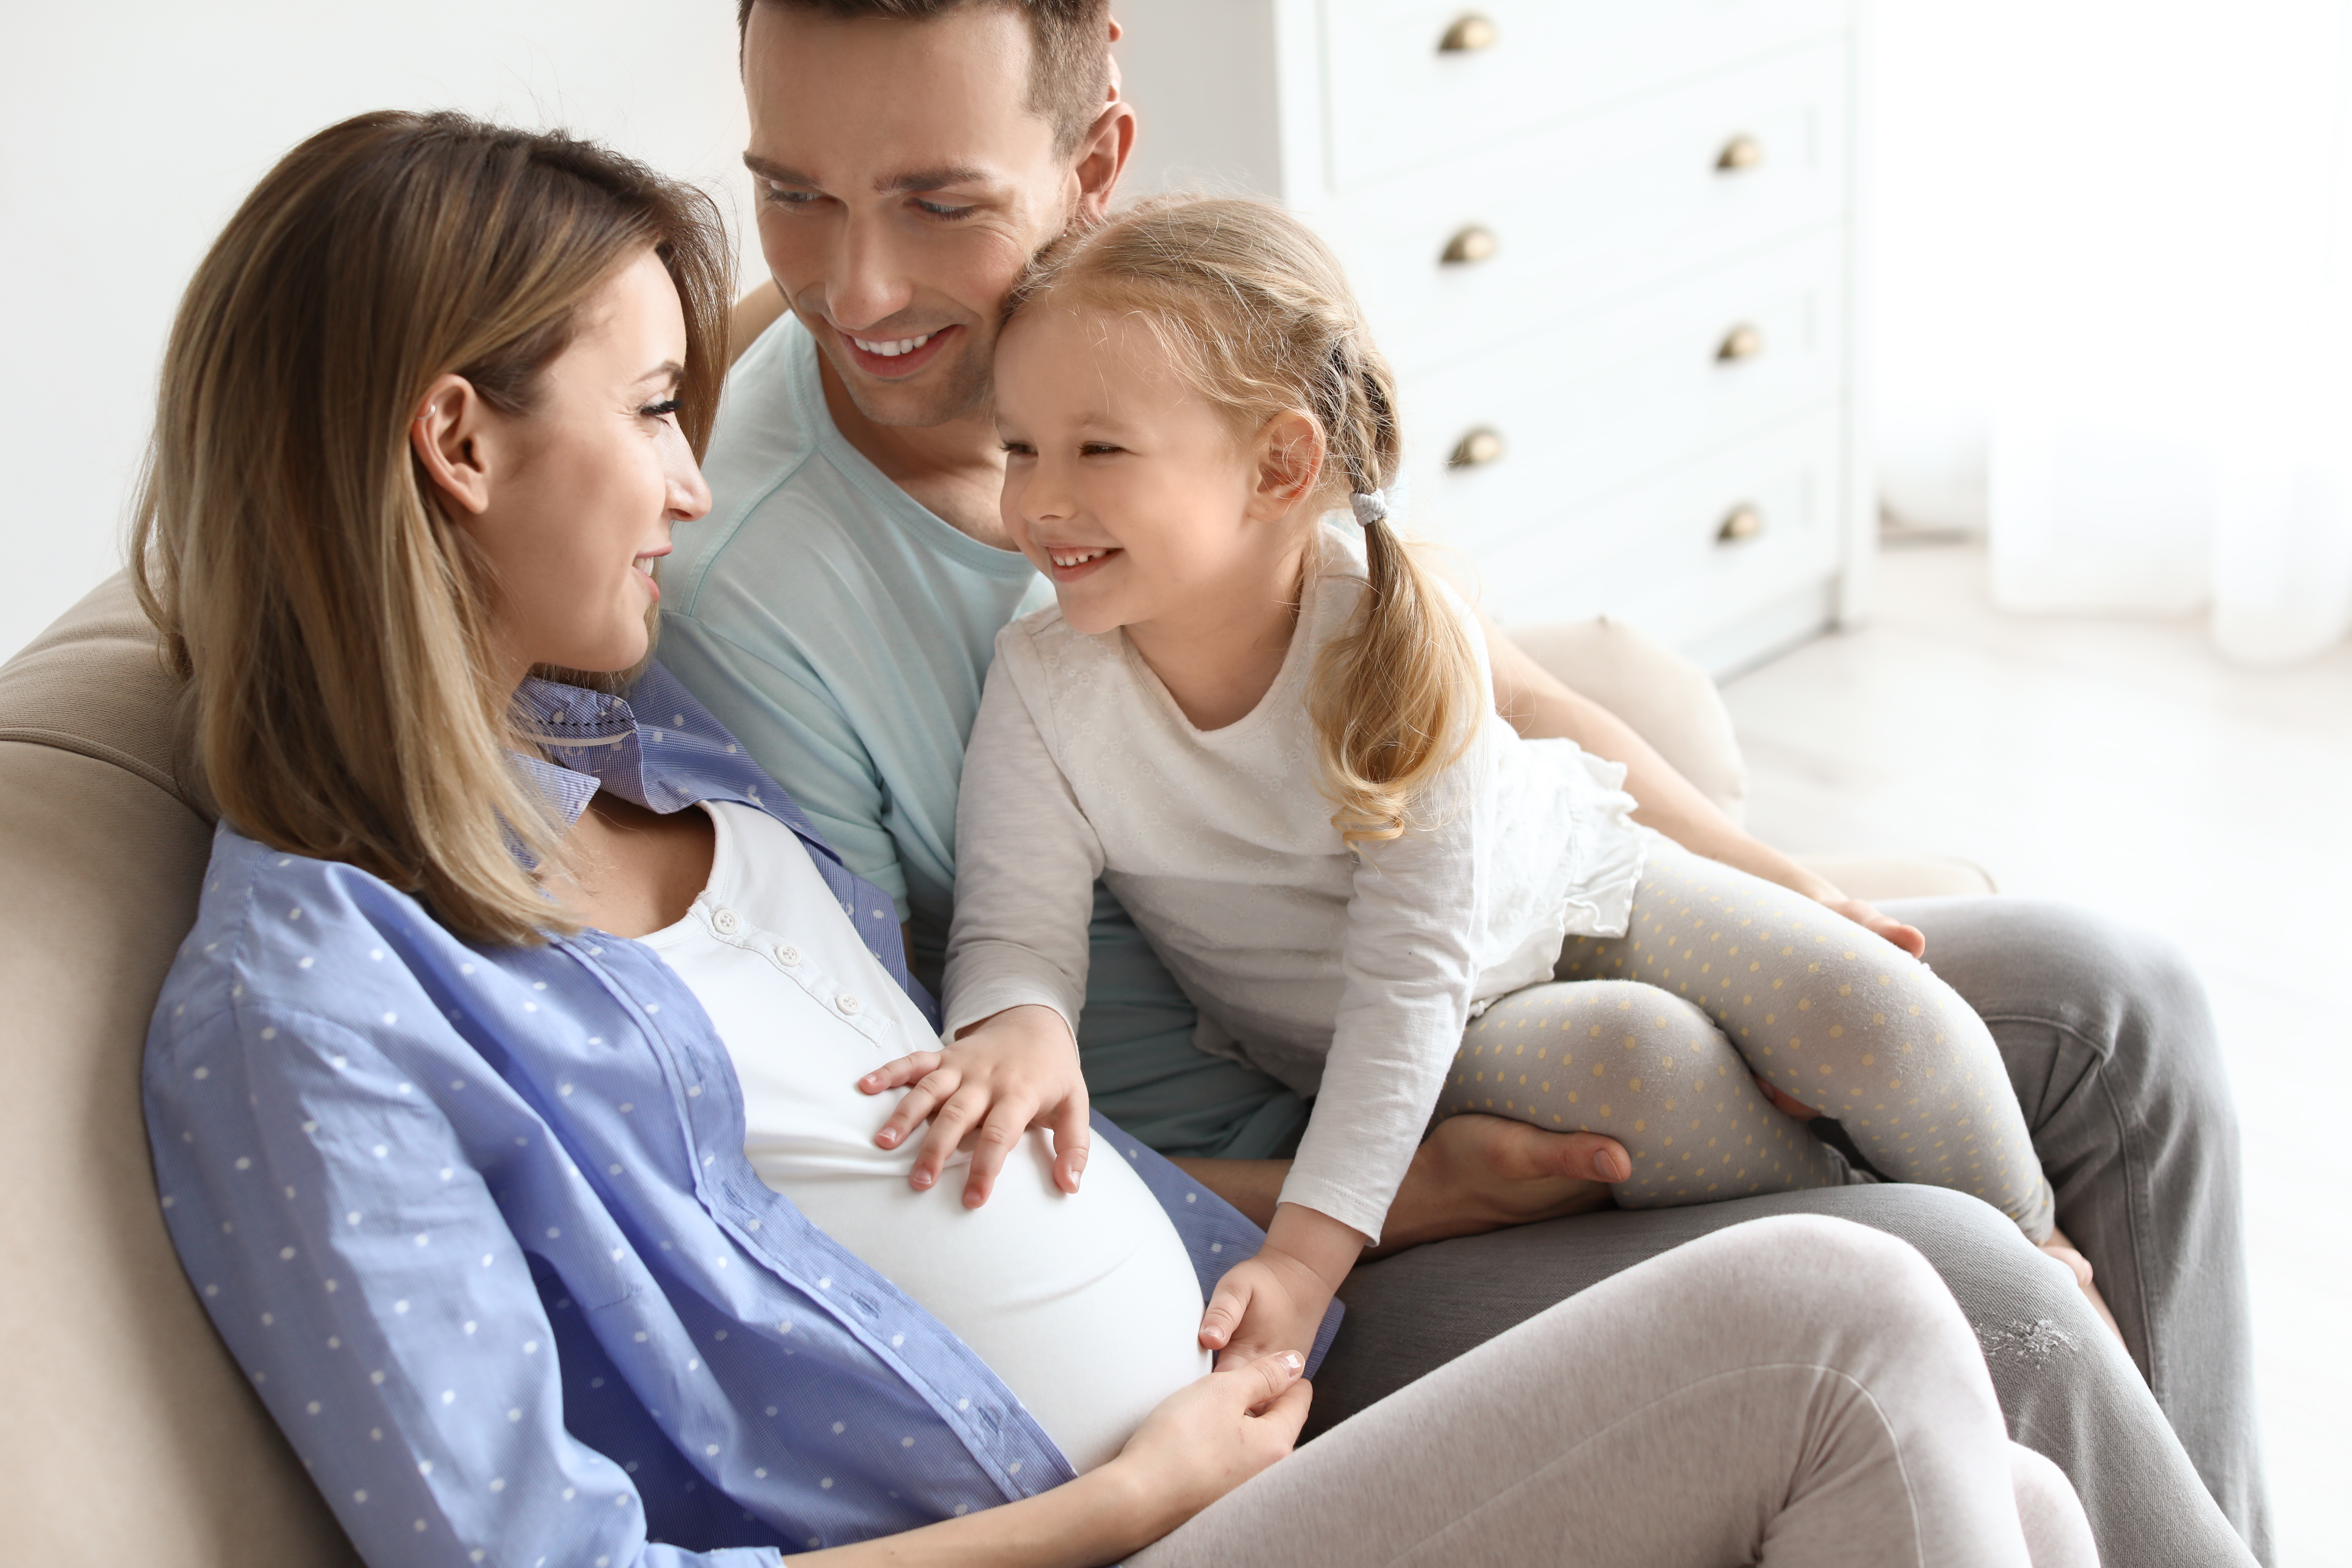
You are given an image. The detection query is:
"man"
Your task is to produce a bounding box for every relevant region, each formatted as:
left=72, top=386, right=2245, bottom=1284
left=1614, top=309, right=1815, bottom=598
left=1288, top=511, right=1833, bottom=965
left=657, top=3, right=2269, bottom=1561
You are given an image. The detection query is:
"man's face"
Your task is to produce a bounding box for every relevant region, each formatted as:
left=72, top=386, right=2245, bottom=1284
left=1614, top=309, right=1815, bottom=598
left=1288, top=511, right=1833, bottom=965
left=742, top=5, right=1082, bottom=429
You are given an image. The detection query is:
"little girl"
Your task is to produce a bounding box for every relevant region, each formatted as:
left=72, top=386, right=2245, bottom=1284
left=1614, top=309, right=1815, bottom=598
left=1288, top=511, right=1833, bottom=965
left=870, top=196, right=2055, bottom=1367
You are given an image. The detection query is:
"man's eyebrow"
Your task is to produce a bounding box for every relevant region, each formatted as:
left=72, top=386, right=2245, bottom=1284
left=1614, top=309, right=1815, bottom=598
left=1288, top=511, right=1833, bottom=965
left=875, top=165, right=994, bottom=195
left=740, top=152, right=996, bottom=196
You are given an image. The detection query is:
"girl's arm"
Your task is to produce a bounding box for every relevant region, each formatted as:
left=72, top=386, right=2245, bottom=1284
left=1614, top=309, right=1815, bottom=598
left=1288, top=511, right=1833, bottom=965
left=1483, top=620, right=1925, bottom=956
left=940, top=642, right=1105, bottom=1042
left=783, top=1351, right=1312, bottom=1568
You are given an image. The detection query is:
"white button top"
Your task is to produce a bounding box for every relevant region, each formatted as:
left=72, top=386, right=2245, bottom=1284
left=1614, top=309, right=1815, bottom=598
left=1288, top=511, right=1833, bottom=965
left=710, top=907, right=741, bottom=936
left=835, top=994, right=862, bottom=1016
left=774, top=943, right=802, bottom=968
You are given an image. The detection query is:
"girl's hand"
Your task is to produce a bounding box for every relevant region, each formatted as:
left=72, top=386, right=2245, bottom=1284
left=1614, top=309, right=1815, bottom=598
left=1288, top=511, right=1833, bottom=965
left=1198, top=1203, right=1364, bottom=1370
left=1818, top=894, right=1928, bottom=959
left=1103, top=1350, right=1312, bottom=1536
left=859, top=1004, right=1088, bottom=1207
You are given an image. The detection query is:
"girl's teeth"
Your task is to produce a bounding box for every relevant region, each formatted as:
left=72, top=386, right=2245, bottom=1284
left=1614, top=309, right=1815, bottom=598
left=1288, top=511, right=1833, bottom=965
left=1051, top=549, right=1109, bottom=567
left=851, top=331, right=935, bottom=357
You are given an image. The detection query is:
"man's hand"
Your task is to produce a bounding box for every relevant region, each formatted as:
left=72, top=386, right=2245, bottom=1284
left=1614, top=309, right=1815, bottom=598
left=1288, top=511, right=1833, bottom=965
left=1199, top=1204, right=1362, bottom=1371
left=859, top=1004, right=1087, bottom=1207
left=1370, top=1115, right=1629, bottom=1259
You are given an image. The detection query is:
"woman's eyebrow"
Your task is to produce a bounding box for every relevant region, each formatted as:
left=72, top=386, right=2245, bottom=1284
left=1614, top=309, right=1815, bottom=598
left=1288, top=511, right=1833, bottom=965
left=635, top=360, right=685, bottom=388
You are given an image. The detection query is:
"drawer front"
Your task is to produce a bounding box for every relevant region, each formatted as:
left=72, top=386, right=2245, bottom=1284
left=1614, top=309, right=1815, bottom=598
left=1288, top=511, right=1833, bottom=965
left=1319, top=0, right=1853, bottom=192
left=1394, top=228, right=1848, bottom=531
left=1455, top=408, right=1849, bottom=641
left=1321, top=38, right=1851, bottom=371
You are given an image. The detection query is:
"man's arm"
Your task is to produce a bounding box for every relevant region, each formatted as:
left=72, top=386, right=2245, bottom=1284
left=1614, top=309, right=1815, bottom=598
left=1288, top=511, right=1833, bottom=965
left=1484, top=619, right=1925, bottom=957
left=729, top=280, right=789, bottom=368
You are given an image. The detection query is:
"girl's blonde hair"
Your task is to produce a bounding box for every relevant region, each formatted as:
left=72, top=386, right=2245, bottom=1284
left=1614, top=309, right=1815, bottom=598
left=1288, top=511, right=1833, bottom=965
left=1008, top=196, right=1480, bottom=843
left=132, top=110, right=732, bottom=945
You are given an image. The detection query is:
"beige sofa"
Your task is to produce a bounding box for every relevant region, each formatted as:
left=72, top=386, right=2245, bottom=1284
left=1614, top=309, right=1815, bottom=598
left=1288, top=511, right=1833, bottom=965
left=0, top=574, right=1990, bottom=1566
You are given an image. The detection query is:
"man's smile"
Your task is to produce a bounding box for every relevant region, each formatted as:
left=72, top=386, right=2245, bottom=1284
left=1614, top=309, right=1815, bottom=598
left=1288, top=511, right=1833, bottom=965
left=832, top=320, right=960, bottom=380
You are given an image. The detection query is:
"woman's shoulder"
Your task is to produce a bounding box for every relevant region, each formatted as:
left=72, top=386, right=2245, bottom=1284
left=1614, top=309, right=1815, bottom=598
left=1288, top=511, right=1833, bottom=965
left=149, top=824, right=491, bottom=1071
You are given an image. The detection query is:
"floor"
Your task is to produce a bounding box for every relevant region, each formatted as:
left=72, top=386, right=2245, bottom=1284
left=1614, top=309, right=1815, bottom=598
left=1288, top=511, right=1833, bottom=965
left=1719, top=540, right=2350, bottom=1568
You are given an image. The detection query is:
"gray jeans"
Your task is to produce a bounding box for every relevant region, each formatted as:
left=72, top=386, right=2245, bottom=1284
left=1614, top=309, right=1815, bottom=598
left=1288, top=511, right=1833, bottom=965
left=1306, top=898, right=2268, bottom=1568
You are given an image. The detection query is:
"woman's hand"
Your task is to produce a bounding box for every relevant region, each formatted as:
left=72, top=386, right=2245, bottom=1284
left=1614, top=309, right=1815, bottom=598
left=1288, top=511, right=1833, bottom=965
left=1199, top=1204, right=1363, bottom=1370
left=1104, top=1350, right=1313, bottom=1538
left=859, top=1004, right=1088, bottom=1207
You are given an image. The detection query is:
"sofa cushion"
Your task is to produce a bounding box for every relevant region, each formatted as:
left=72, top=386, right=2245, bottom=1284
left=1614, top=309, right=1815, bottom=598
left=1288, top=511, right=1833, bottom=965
left=0, top=581, right=353, bottom=1566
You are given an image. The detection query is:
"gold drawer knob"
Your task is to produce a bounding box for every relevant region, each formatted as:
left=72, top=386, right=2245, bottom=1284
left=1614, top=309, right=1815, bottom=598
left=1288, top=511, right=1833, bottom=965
left=1717, top=134, right=1765, bottom=172
left=1717, top=324, right=1765, bottom=362
left=1441, top=225, right=1499, bottom=265
left=1717, top=504, right=1765, bottom=543
left=1439, top=13, right=1498, bottom=52
left=1450, top=428, right=1506, bottom=468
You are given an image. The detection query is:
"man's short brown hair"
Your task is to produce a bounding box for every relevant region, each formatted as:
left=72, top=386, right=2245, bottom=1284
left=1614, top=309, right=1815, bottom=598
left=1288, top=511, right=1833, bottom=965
left=738, top=0, right=1113, bottom=156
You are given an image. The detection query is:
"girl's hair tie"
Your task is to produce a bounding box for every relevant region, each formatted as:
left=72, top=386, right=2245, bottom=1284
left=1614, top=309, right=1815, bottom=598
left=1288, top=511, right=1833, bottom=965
left=1349, top=489, right=1389, bottom=528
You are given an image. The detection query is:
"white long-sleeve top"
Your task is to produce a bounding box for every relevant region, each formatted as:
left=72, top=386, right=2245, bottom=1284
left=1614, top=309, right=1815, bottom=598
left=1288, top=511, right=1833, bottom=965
left=945, top=526, right=1648, bottom=1241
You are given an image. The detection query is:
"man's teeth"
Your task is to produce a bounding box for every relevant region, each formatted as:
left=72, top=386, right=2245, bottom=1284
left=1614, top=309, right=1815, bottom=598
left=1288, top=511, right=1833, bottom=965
left=851, top=330, right=935, bottom=357
left=1050, top=548, right=1111, bottom=567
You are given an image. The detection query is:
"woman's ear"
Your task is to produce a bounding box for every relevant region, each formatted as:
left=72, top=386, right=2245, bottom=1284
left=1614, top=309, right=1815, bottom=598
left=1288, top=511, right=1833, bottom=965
left=408, top=372, right=494, bottom=517
left=1250, top=410, right=1326, bottom=519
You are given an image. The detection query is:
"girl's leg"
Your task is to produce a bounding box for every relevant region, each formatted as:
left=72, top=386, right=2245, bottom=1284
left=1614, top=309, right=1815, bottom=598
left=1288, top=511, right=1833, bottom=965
left=1131, top=1216, right=2089, bottom=1568
left=1438, top=978, right=1854, bottom=1203
left=1557, top=839, right=2056, bottom=1239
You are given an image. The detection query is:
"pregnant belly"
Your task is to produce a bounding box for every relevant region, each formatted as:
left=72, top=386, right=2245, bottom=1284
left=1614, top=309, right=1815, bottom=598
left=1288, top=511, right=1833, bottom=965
left=749, top=1127, right=1212, bottom=1472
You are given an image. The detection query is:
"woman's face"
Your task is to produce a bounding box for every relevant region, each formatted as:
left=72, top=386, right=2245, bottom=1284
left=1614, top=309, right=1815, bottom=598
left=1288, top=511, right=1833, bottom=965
left=414, top=249, right=711, bottom=685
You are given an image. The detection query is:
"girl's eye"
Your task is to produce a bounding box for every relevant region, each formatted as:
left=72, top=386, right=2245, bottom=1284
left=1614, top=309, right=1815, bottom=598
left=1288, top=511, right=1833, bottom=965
left=642, top=398, right=683, bottom=419
left=999, top=440, right=1035, bottom=457
left=1079, top=443, right=1125, bottom=457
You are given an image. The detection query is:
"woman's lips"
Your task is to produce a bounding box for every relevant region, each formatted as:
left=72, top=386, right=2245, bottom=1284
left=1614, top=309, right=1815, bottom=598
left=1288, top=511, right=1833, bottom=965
left=838, top=322, right=960, bottom=380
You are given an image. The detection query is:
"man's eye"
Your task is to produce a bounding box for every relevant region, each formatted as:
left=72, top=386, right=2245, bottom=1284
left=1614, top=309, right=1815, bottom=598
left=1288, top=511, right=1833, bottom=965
left=763, top=184, right=822, bottom=207
left=915, top=199, right=977, bottom=220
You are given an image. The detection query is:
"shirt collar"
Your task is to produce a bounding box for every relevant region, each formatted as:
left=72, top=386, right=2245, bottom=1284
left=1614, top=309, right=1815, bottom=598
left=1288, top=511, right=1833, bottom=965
left=509, top=677, right=648, bottom=827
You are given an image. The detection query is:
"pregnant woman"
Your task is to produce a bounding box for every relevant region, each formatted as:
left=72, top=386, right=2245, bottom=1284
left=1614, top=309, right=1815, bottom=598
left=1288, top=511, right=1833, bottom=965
left=138, top=109, right=2096, bottom=1566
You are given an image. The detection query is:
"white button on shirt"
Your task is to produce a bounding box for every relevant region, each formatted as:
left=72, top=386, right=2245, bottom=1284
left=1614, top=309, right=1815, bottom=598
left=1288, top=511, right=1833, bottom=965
left=638, top=802, right=1210, bottom=1472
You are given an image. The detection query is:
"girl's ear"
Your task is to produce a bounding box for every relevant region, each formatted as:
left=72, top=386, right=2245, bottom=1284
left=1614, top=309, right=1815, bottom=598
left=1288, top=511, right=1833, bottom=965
left=408, top=372, right=496, bottom=518
left=1250, top=410, right=1326, bottom=519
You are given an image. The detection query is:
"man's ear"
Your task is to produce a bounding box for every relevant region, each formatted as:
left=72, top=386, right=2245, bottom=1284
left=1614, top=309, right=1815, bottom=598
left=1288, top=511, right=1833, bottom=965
left=407, top=372, right=495, bottom=517
left=1069, top=98, right=1137, bottom=224
left=1250, top=410, right=1326, bottom=519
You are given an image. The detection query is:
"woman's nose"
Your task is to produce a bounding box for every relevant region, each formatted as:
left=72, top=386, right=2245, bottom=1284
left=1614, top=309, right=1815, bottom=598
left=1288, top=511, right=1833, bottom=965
left=667, top=443, right=713, bottom=524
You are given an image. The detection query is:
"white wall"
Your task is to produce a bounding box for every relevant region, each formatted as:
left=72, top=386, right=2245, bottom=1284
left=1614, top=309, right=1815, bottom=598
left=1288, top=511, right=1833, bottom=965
left=0, top=1, right=762, bottom=659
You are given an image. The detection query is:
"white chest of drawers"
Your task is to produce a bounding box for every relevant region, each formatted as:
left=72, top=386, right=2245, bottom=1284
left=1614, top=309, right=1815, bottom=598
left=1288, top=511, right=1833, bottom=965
left=1114, top=0, right=1872, bottom=675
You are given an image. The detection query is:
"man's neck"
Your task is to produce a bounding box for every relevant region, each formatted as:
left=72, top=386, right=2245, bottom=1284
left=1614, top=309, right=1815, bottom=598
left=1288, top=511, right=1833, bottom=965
left=817, top=352, right=1016, bottom=551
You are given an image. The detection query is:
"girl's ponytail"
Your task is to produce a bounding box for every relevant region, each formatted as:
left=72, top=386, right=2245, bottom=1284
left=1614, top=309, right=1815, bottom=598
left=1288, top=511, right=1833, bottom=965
left=1304, top=342, right=1480, bottom=844
left=1007, top=196, right=1484, bottom=844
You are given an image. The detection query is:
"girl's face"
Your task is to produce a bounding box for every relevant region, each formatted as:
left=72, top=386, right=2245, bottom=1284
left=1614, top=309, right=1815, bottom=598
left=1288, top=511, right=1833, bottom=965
left=412, top=249, right=712, bottom=688
left=994, top=302, right=1315, bottom=638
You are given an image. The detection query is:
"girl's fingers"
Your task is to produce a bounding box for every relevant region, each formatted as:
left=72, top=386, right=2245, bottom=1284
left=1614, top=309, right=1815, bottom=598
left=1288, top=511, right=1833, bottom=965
left=873, top=1064, right=961, bottom=1149
left=908, top=1084, right=991, bottom=1192
left=1049, top=1097, right=1091, bottom=1194
left=859, top=1051, right=941, bottom=1096
left=1198, top=1278, right=1249, bottom=1351
left=959, top=1099, right=1034, bottom=1209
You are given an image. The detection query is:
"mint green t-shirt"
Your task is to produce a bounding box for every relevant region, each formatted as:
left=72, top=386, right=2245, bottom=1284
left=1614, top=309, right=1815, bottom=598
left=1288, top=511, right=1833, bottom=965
left=660, top=316, right=1308, bottom=1157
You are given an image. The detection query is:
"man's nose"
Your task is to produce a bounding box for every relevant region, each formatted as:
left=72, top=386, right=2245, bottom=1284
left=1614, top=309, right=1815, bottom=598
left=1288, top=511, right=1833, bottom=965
left=824, top=210, right=916, bottom=331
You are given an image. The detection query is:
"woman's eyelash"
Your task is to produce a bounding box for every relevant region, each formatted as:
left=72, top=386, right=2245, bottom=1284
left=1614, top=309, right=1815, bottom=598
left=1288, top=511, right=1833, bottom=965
left=642, top=398, right=683, bottom=418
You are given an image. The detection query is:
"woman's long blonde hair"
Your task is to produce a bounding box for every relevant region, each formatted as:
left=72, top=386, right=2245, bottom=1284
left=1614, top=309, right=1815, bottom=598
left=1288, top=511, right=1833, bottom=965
left=1007, top=196, right=1479, bottom=843
left=132, top=110, right=732, bottom=945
